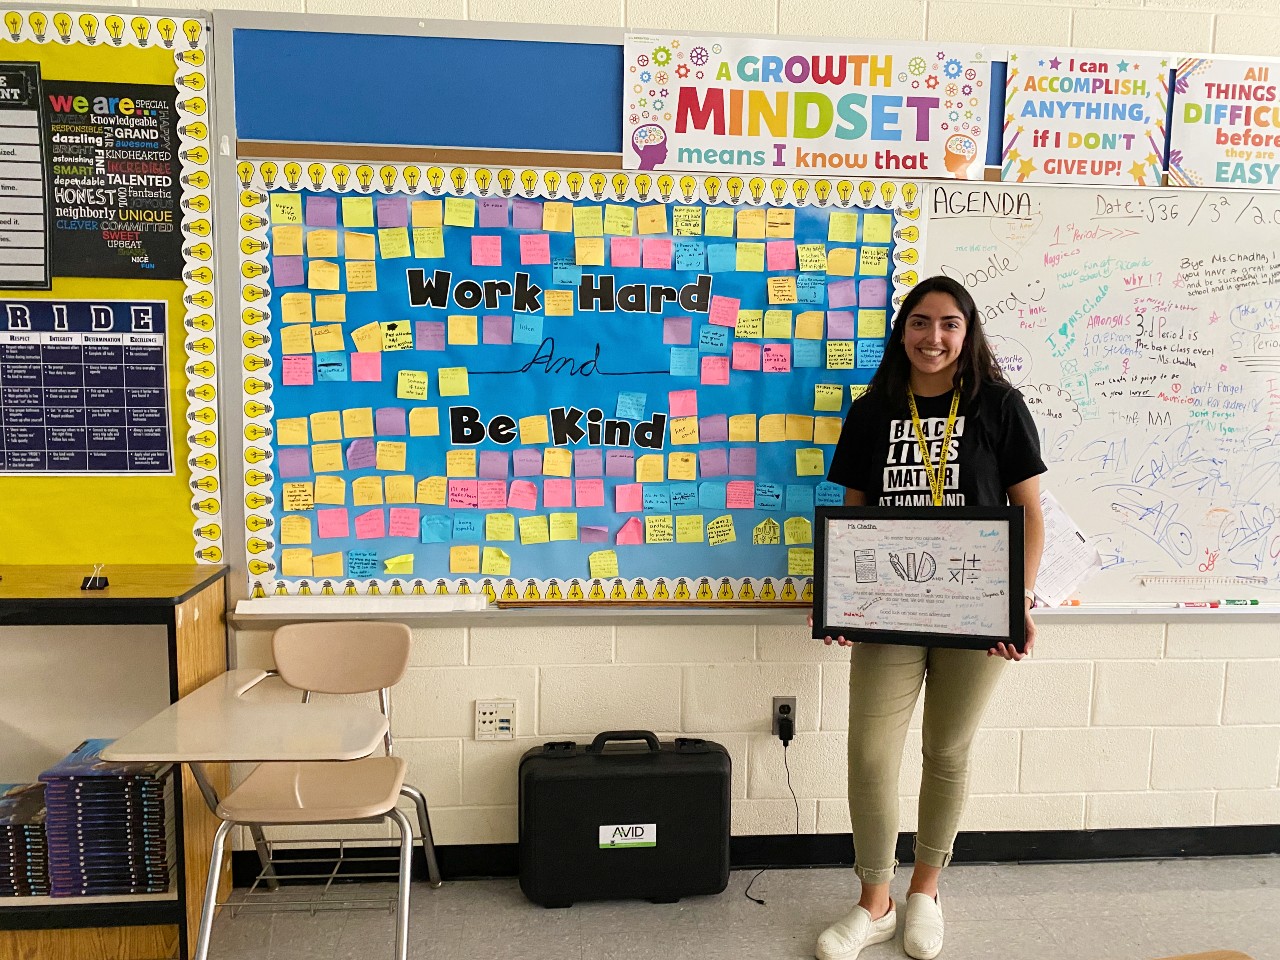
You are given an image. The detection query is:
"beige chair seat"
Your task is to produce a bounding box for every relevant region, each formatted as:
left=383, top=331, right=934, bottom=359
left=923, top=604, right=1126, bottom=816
left=218, top=756, right=407, bottom=823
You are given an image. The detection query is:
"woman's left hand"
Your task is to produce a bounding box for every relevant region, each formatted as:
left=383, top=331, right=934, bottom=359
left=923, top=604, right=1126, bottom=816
left=989, top=608, right=1035, bottom=661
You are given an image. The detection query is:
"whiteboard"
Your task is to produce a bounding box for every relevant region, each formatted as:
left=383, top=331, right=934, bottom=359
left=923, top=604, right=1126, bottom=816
left=921, top=183, right=1280, bottom=603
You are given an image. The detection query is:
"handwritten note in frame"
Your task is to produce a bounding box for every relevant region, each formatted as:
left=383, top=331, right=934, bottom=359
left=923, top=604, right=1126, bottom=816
left=813, top=507, right=1025, bottom=651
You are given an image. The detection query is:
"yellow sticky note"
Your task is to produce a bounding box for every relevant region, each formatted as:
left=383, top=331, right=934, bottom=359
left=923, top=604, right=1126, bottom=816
left=858, top=309, right=887, bottom=338
left=315, top=476, right=346, bottom=505
left=637, top=205, right=668, bottom=235
left=796, top=448, right=826, bottom=476
left=273, top=225, right=303, bottom=256
left=645, top=514, right=674, bottom=544
left=543, top=447, right=573, bottom=477
left=763, top=309, right=793, bottom=339
left=707, top=515, right=736, bottom=547
left=815, top=384, right=844, bottom=412
left=306, top=228, right=338, bottom=258
left=796, top=311, right=825, bottom=339
left=270, top=193, right=302, bottom=224
left=482, top=547, right=511, bottom=577
left=281, top=548, right=312, bottom=576
left=789, top=547, right=815, bottom=577
left=312, top=552, right=344, bottom=577
left=448, top=315, right=478, bottom=345
left=278, top=417, right=309, bottom=446
left=281, top=292, right=313, bottom=324
left=729, top=414, right=757, bottom=441
left=409, top=407, right=440, bottom=436
left=735, top=310, right=763, bottom=338
left=446, top=449, right=477, bottom=478
left=766, top=208, right=795, bottom=238
left=575, top=237, right=605, bottom=266
left=828, top=212, right=859, bottom=242
left=353, top=476, right=384, bottom=506
left=785, top=517, right=813, bottom=544
left=786, top=415, right=814, bottom=441
left=308, top=260, right=340, bottom=291
left=736, top=242, right=765, bottom=272
left=444, top=197, right=476, bottom=227
left=315, top=294, right=346, bottom=323
left=519, top=415, right=549, bottom=445
left=342, top=196, right=374, bottom=227
left=814, top=416, right=843, bottom=445
left=759, top=414, right=787, bottom=442
left=350, top=322, right=382, bottom=353
left=675, top=515, right=704, bottom=543
left=385, top=475, right=416, bottom=503
left=519, top=515, right=549, bottom=545
left=768, top=277, right=798, bottom=305
left=545, top=290, right=574, bottom=316
left=310, top=410, right=341, bottom=442
left=589, top=549, right=619, bottom=580
left=859, top=246, right=889, bottom=276
left=827, top=341, right=855, bottom=369
left=346, top=261, right=377, bottom=292
left=573, top=206, right=603, bottom=236
left=797, top=243, right=827, bottom=271
left=827, top=247, right=858, bottom=276
left=450, top=545, right=479, bottom=573
left=736, top=208, right=766, bottom=239
left=342, top=407, right=374, bottom=437
left=377, top=441, right=407, bottom=472
left=411, top=199, right=442, bottom=228
left=669, top=416, right=699, bottom=445
left=397, top=370, right=429, bottom=401
left=413, top=227, right=445, bottom=258
left=851, top=384, right=868, bottom=401
left=753, top=518, right=781, bottom=545
left=604, top=205, right=635, bottom=236
left=381, top=321, right=412, bottom=351
left=705, top=207, right=734, bottom=237
left=673, top=205, right=703, bottom=236
left=417, top=476, right=447, bottom=505
left=439, top=367, right=469, bottom=397
left=863, top=213, right=893, bottom=243
left=542, top=202, right=572, bottom=232
left=311, top=324, right=345, bottom=353
left=384, top=554, right=414, bottom=575
left=282, top=481, right=314, bottom=512
left=668, top=452, right=696, bottom=481
left=549, top=512, right=578, bottom=542
left=636, top=453, right=665, bottom=483
left=280, top=323, right=312, bottom=355
left=486, top=513, right=515, bottom=541
left=378, top=227, right=411, bottom=259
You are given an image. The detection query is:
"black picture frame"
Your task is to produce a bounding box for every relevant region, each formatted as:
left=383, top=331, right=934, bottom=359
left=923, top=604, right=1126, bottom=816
left=812, top=506, right=1025, bottom=651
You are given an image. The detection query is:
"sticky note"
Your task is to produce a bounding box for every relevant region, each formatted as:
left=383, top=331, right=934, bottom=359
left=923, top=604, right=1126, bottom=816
left=637, top=205, right=667, bottom=234
left=701, top=355, right=730, bottom=385
left=507, top=479, right=538, bottom=510
left=347, top=550, right=377, bottom=578
left=345, top=231, right=376, bottom=260
left=753, top=518, right=781, bottom=545
left=447, top=314, right=478, bottom=346
left=736, top=208, right=765, bottom=239
left=444, top=197, right=476, bottom=228
left=860, top=278, right=889, bottom=307
left=828, top=212, right=859, bottom=242
left=705, top=207, right=734, bottom=237
left=412, top=199, right=442, bottom=227
left=281, top=355, right=313, bottom=386
left=857, top=341, right=886, bottom=368
left=589, top=549, right=619, bottom=580
left=273, top=256, right=304, bottom=287
left=312, top=552, right=343, bottom=577
left=543, top=447, right=573, bottom=477
left=413, top=227, right=445, bottom=258
left=404, top=407, right=438, bottom=438
left=796, top=448, right=826, bottom=476
left=312, top=324, right=345, bottom=353
left=484, top=315, right=514, bottom=345
left=280, top=293, right=313, bottom=325
left=863, top=213, right=892, bottom=243
left=729, top=414, right=757, bottom=441
left=616, top=517, right=644, bottom=545
left=416, top=321, right=446, bottom=351
left=519, top=415, right=549, bottom=445
left=573, top=206, right=603, bottom=236
left=675, top=515, right=704, bottom=543
left=380, top=321, right=412, bottom=351
left=756, top=482, right=783, bottom=510
left=446, top=449, right=477, bottom=478
left=673, top=205, right=703, bottom=236
left=828, top=311, right=856, bottom=340
left=636, top=454, right=665, bottom=483
left=575, top=478, right=604, bottom=507
left=519, top=515, right=550, bottom=545
left=413, top=477, right=444, bottom=506
left=610, top=236, right=641, bottom=267
left=736, top=310, right=763, bottom=339
left=388, top=507, right=420, bottom=538
left=314, top=476, right=346, bottom=505
left=735, top=242, right=765, bottom=272
left=307, top=260, right=340, bottom=291
left=349, top=322, right=380, bottom=354
left=699, top=481, right=727, bottom=509
left=277, top=449, right=311, bottom=479
left=346, top=261, right=376, bottom=291
left=766, top=240, right=797, bottom=271
left=815, top=384, right=845, bottom=412
left=305, top=196, right=338, bottom=227
left=545, top=290, right=574, bottom=316
left=309, top=409, right=341, bottom=443
left=574, top=449, right=603, bottom=476
left=385, top=475, right=416, bottom=503
left=827, top=341, right=855, bottom=369
left=708, top=295, right=740, bottom=327
left=606, top=450, right=635, bottom=477
left=763, top=309, right=793, bottom=339
left=347, top=353, right=379, bottom=384
left=858, top=309, right=888, bottom=338
left=472, top=236, right=503, bottom=267
left=675, top=239, right=707, bottom=270
left=860, top=246, right=889, bottom=276
left=700, top=448, right=728, bottom=477
left=282, top=481, right=314, bottom=511
left=438, top=367, right=469, bottom=396
left=353, top=509, right=384, bottom=540
left=270, top=194, right=302, bottom=224
left=828, top=279, right=857, bottom=309
left=726, top=480, right=755, bottom=509
left=827, top=247, right=858, bottom=277
left=377, top=441, right=407, bottom=472
left=815, top=416, right=843, bottom=445
left=384, top=554, right=414, bottom=575
left=478, top=481, right=507, bottom=510
left=766, top=208, right=795, bottom=238
left=379, top=227, right=411, bottom=259
left=479, top=198, right=509, bottom=228
left=346, top=438, right=376, bottom=470
left=732, top=342, right=762, bottom=371
left=668, top=452, right=696, bottom=481
left=280, top=324, right=312, bottom=355
left=274, top=225, right=304, bottom=258
left=615, top=483, right=643, bottom=512
left=281, top=548, right=312, bottom=576
left=664, top=316, right=692, bottom=344
left=483, top=513, right=515, bottom=541
left=342, top=196, right=374, bottom=227
left=604, top=205, right=634, bottom=235
left=549, top=512, right=578, bottom=542
left=450, top=545, right=480, bottom=573
left=576, top=237, right=605, bottom=266
left=543, top=478, right=572, bottom=508
left=315, top=349, right=348, bottom=382
left=481, top=547, right=511, bottom=577
left=513, top=449, right=542, bottom=476
left=642, top=238, right=672, bottom=270
left=342, top=407, right=374, bottom=437
left=645, top=515, right=674, bottom=544
left=353, top=476, right=384, bottom=506
left=581, top=525, right=609, bottom=543
left=278, top=417, right=309, bottom=446
left=789, top=547, right=815, bottom=577
left=797, top=243, right=827, bottom=271
left=786, top=415, right=814, bottom=441
left=796, top=311, right=825, bottom=339
left=768, top=277, right=798, bottom=305
left=763, top=343, right=792, bottom=373
left=317, top=508, right=349, bottom=539
left=707, top=515, right=736, bottom=546
left=759, top=414, right=787, bottom=442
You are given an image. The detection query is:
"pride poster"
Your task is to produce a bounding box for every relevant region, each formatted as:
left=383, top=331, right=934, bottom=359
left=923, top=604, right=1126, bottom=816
left=623, top=34, right=993, bottom=179
left=1169, top=57, right=1280, bottom=189
left=1002, top=48, right=1170, bottom=185
left=237, top=164, right=922, bottom=603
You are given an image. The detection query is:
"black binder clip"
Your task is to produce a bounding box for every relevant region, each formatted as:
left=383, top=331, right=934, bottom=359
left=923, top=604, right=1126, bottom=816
left=81, top=564, right=109, bottom=591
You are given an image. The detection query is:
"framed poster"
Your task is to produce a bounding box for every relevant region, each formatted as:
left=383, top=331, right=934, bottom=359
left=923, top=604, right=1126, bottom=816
left=813, top=506, right=1024, bottom=650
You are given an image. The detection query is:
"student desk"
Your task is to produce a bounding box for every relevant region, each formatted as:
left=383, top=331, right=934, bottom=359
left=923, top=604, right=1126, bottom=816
left=0, top=564, right=228, bottom=960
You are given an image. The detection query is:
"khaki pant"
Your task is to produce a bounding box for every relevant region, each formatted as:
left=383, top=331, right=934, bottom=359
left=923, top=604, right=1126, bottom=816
left=847, top=642, right=1006, bottom=884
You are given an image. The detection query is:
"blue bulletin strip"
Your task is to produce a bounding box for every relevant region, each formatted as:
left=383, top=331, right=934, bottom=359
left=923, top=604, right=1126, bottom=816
left=238, top=164, right=923, bottom=603
left=0, top=299, right=171, bottom=474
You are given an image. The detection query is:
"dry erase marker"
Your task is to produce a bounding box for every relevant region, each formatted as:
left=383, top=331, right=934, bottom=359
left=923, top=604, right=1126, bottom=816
left=1178, top=601, right=1218, bottom=608
left=1222, top=599, right=1259, bottom=605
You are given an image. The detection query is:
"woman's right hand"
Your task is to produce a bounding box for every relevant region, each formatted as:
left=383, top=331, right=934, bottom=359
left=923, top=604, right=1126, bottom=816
left=808, top=612, right=854, bottom=646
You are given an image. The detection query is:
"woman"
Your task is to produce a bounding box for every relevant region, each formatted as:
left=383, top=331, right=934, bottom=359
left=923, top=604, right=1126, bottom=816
left=815, top=276, right=1046, bottom=960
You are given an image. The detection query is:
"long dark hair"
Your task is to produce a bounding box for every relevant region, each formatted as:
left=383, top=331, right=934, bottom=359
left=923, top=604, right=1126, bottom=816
left=864, top=275, right=1007, bottom=405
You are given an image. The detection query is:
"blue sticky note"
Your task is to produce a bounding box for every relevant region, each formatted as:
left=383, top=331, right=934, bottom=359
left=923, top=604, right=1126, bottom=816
left=616, top=391, right=647, bottom=420
left=707, top=243, right=737, bottom=273
left=348, top=550, right=378, bottom=578
left=513, top=316, right=544, bottom=345
left=793, top=340, right=822, bottom=368
left=796, top=274, right=826, bottom=304
left=315, top=351, right=349, bottom=381
left=755, top=482, right=783, bottom=511
left=698, top=482, right=727, bottom=510
left=815, top=482, right=845, bottom=506
left=670, top=482, right=698, bottom=510
left=785, top=484, right=816, bottom=513
left=552, top=256, right=582, bottom=284
left=670, top=347, right=698, bottom=377
left=698, top=325, right=729, bottom=354
left=452, top=515, right=482, bottom=541
left=420, top=514, right=451, bottom=543
left=857, top=340, right=886, bottom=368
left=674, top=240, right=706, bottom=272
left=643, top=485, right=671, bottom=512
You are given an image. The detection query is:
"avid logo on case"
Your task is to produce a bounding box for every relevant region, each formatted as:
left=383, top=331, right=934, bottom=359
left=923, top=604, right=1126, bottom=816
left=599, top=823, right=657, bottom=848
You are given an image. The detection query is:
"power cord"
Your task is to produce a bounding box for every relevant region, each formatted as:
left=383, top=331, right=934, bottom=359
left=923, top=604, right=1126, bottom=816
left=744, top=714, right=799, bottom=906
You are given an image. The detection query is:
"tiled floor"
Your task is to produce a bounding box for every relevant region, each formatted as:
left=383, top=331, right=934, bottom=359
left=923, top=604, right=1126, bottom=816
left=209, top=855, right=1279, bottom=960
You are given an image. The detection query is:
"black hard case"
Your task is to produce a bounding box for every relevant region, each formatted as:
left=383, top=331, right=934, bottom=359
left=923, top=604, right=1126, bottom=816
left=517, top=730, right=731, bottom=907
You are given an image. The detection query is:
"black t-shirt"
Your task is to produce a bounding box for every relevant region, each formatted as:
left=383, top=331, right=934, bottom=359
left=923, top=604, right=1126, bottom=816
left=827, top=380, right=1046, bottom=507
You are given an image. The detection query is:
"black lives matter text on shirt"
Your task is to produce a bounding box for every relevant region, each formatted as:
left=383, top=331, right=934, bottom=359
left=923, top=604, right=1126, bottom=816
left=42, top=80, right=182, bottom=280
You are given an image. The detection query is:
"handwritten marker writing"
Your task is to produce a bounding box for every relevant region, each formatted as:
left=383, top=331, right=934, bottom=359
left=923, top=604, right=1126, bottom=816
left=1222, top=599, right=1259, bottom=605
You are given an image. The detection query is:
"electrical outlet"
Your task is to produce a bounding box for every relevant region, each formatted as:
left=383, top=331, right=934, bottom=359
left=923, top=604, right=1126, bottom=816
left=475, top=699, right=515, bottom=740
left=772, top=696, right=797, bottom=736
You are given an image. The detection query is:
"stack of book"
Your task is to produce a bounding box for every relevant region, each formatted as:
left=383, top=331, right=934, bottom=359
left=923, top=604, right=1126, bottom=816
left=39, top=740, right=174, bottom=897
left=0, top=783, right=49, bottom=897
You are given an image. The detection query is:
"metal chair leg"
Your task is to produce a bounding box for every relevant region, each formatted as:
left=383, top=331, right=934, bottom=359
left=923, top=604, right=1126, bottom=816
left=248, top=824, right=280, bottom=891
left=399, top=784, right=442, bottom=888
left=389, top=808, right=414, bottom=960
left=194, top=820, right=233, bottom=960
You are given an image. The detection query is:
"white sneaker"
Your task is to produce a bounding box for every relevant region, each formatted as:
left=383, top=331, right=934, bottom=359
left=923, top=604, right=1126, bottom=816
left=815, top=901, right=897, bottom=960
left=903, top=892, right=944, bottom=960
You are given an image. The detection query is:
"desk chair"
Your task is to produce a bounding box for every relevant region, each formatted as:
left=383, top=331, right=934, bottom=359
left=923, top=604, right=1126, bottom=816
left=193, top=621, right=441, bottom=960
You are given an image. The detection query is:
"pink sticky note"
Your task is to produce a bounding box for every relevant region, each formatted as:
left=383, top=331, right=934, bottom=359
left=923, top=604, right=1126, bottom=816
left=766, top=240, right=797, bottom=271
left=763, top=343, right=792, bottom=373
left=483, top=315, right=513, bottom=345
left=729, top=447, right=757, bottom=476
left=732, top=342, right=762, bottom=371
left=282, top=355, right=313, bottom=386
left=507, top=479, right=538, bottom=510
left=512, top=199, right=543, bottom=229
left=580, top=525, right=610, bottom=543
left=701, top=355, right=730, bottom=385
left=351, top=352, right=382, bottom=382
left=376, top=407, right=406, bottom=436
left=520, top=233, right=551, bottom=265
left=605, top=450, right=634, bottom=477
left=355, top=509, right=386, bottom=539
left=726, top=480, right=755, bottom=509
left=616, top=517, right=644, bottom=545
left=479, top=198, right=509, bottom=228
left=416, top=321, right=446, bottom=351
left=317, top=508, right=349, bottom=539
left=699, top=414, right=728, bottom=442
left=663, top=316, right=692, bottom=345
left=827, top=311, right=856, bottom=340
left=615, top=483, right=643, bottom=512
left=828, top=279, right=857, bottom=309
left=478, top=480, right=507, bottom=509
left=699, top=448, right=728, bottom=477
left=273, top=256, right=304, bottom=287
left=859, top=278, right=888, bottom=308
left=448, top=480, right=478, bottom=509
left=376, top=198, right=408, bottom=228
left=389, top=507, right=420, bottom=537
left=708, top=295, right=740, bottom=327
left=512, top=449, right=543, bottom=477
left=573, top=448, right=602, bottom=477
left=478, top=450, right=508, bottom=479
left=668, top=389, right=698, bottom=418
left=611, top=237, right=641, bottom=268
left=306, top=196, right=338, bottom=227
left=472, top=236, right=503, bottom=267
left=575, top=478, right=605, bottom=507
left=544, top=478, right=573, bottom=508
left=642, top=238, right=672, bottom=270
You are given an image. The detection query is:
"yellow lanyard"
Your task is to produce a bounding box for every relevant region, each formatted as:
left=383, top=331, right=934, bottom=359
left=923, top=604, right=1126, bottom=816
left=906, top=382, right=962, bottom=507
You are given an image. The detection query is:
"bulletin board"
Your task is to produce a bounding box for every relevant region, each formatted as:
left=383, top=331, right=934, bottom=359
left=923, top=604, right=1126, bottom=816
left=0, top=7, right=221, bottom=565
left=236, top=162, right=920, bottom=603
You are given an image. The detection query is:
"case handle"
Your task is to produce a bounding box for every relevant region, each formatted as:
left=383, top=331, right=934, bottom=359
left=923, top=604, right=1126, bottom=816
left=588, top=730, right=661, bottom=753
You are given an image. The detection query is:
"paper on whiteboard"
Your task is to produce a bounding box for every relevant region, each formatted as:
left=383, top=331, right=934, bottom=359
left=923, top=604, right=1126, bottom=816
left=1034, top=490, right=1101, bottom=607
